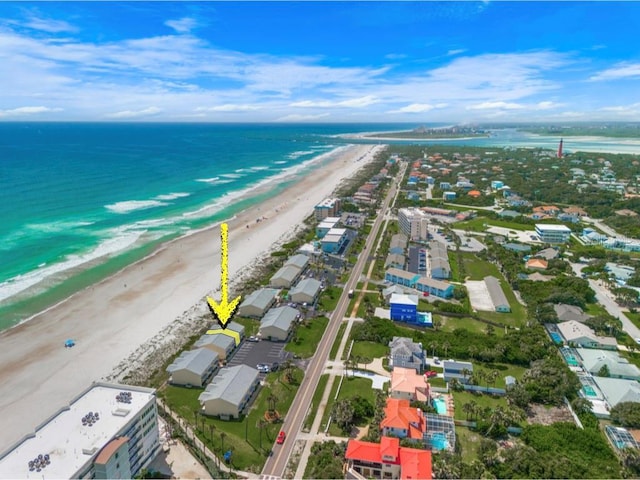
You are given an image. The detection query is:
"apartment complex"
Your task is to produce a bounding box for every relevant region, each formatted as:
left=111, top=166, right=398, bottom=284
left=314, top=198, right=341, bottom=220
left=0, top=383, right=160, bottom=479
left=398, top=208, right=429, bottom=241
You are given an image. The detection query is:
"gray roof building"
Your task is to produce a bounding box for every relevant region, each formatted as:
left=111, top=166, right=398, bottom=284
left=577, top=349, right=640, bottom=380
left=289, top=278, right=322, bottom=304
left=385, top=253, right=406, bottom=269
left=429, top=240, right=450, bottom=279
left=199, top=365, right=261, bottom=419
left=484, top=276, right=510, bottom=312
left=498, top=210, right=521, bottom=218
left=193, top=333, right=236, bottom=360
left=503, top=243, right=531, bottom=253
left=535, top=247, right=560, bottom=260
left=270, top=264, right=301, bottom=288
left=207, top=321, right=245, bottom=340
left=260, top=306, right=299, bottom=341
left=285, top=254, right=310, bottom=270
left=554, top=303, right=592, bottom=323
left=166, top=348, right=219, bottom=387
left=592, top=376, right=640, bottom=409
left=383, top=285, right=406, bottom=302
left=238, top=288, right=280, bottom=318
left=443, top=360, right=474, bottom=384
left=389, top=234, right=408, bottom=255
left=388, top=336, right=425, bottom=372
left=557, top=321, right=617, bottom=350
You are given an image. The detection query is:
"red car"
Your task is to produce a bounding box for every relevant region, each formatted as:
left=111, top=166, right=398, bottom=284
left=276, top=431, right=286, bottom=444
left=425, top=370, right=438, bottom=378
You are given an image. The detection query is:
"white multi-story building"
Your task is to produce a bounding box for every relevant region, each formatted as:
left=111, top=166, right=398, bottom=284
left=0, top=382, right=160, bottom=479
left=397, top=208, right=429, bottom=241
left=535, top=224, right=572, bottom=243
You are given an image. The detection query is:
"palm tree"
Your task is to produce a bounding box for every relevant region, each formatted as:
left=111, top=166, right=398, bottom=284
left=461, top=368, right=472, bottom=384
left=220, top=431, right=227, bottom=452
left=468, top=345, right=478, bottom=359
left=462, top=402, right=474, bottom=421
left=429, top=342, right=437, bottom=357
left=485, top=406, right=507, bottom=437
left=489, top=370, right=499, bottom=389
left=257, top=419, right=266, bottom=449
left=267, top=394, right=278, bottom=415
left=442, top=341, right=451, bottom=358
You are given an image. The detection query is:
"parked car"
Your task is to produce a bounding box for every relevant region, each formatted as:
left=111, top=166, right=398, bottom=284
left=271, top=362, right=280, bottom=372
left=276, top=430, right=286, bottom=444
left=425, top=370, right=438, bottom=378
left=257, top=363, right=271, bottom=373
left=247, top=336, right=260, bottom=342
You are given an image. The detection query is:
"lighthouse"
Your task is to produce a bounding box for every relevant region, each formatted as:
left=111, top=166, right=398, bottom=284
left=557, top=138, right=563, bottom=158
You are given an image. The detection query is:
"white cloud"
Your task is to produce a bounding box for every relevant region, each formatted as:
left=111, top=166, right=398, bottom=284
left=467, top=101, right=524, bottom=110
left=385, top=53, right=408, bottom=60
left=387, top=103, right=448, bottom=114
left=195, top=104, right=261, bottom=112
left=446, top=49, right=466, bottom=56
left=290, top=95, right=378, bottom=108
left=0, top=106, right=61, bottom=117
left=22, top=16, right=78, bottom=33
left=600, top=102, right=640, bottom=116
left=534, top=101, right=561, bottom=110
left=105, top=107, right=162, bottom=119
left=590, top=62, right=640, bottom=81
left=164, top=17, right=199, bottom=34
left=276, top=113, right=330, bottom=122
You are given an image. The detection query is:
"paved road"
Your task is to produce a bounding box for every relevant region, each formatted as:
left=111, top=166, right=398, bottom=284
left=259, top=164, right=402, bottom=479
left=570, top=262, right=640, bottom=340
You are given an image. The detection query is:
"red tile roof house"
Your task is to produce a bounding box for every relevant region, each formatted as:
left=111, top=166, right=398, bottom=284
left=345, top=436, right=432, bottom=480
left=381, top=398, right=428, bottom=442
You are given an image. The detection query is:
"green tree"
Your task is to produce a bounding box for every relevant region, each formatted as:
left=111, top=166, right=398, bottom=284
left=598, top=364, right=611, bottom=377
left=611, top=402, right=640, bottom=428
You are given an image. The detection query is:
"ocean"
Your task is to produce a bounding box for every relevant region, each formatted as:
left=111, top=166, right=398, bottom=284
left=1, top=122, right=638, bottom=330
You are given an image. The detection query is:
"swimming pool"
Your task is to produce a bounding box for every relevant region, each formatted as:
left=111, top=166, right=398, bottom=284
left=430, top=432, right=450, bottom=451
left=433, top=397, right=447, bottom=415
left=550, top=332, right=563, bottom=344
left=583, top=385, right=598, bottom=397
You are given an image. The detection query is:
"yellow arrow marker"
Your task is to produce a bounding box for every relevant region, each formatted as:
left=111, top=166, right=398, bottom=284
left=207, top=223, right=242, bottom=329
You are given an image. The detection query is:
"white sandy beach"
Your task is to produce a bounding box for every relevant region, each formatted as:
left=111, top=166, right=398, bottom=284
left=0, top=143, right=386, bottom=452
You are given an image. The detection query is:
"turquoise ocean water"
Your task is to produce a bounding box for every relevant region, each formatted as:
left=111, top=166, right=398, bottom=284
left=1, top=122, right=638, bottom=330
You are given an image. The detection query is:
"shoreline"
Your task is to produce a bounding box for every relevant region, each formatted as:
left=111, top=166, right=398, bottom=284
left=0, top=143, right=387, bottom=451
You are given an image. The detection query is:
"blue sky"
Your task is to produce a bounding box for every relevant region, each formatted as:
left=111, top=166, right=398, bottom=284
left=1, top=1, right=639, bottom=122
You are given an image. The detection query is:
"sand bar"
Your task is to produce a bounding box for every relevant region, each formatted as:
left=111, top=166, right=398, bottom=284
left=0, top=143, right=386, bottom=451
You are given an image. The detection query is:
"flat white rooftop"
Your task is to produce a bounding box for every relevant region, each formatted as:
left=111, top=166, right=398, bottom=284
left=535, top=224, right=572, bottom=232
left=0, top=383, right=155, bottom=479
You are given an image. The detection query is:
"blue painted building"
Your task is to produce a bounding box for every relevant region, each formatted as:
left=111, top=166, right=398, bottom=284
left=385, top=268, right=454, bottom=299
left=320, top=227, right=348, bottom=253
left=390, top=293, right=419, bottom=323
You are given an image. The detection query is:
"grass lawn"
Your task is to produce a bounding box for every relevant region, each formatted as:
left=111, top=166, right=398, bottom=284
left=356, top=292, right=382, bottom=318
left=318, top=286, right=342, bottom=312
left=472, top=363, right=528, bottom=389
left=233, top=317, right=259, bottom=336
left=320, top=377, right=341, bottom=431
left=328, top=376, right=378, bottom=436
left=304, top=374, right=329, bottom=431
left=461, top=252, right=501, bottom=281
left=448, top=251, right=461, bottom=282
left=286, top=316, right=329, bottom=358
left=429, top=377, right=447, bottom=388
left=440, top=315, right=503, bottom=336
left=456, top=426, right=483, bottom=463
left=350, top=341, right=388, bottom=361
left=624, top=311, right=640, bottom=330
left=329, top=322, right=348, bottom=360
left=585, top=302, right=611, bottom=318
left=160, top=367, right=304, bottom=472
left=451, top=390, right=509, bottom=422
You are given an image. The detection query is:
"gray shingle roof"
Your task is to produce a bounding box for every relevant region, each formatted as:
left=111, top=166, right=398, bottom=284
left=261, top=306, right=298, bottom=331
left=388, top=336, right=422, bottom=356
left=285, top=254, right=310, bottom=270
left=194, top=333, right=236, bottom=351
left=208, top=321, right=245, bottom=337
left=199, top=365, right=259, bottom=406
left=484, top=276, right=509, bottom=308
left=239, top=288, right=280, bottom=311
left=390, top=234, right=408, bottom=251
left=289, top=278, right=322, bottom=298
left=271, top=265, right=300, bottom=285
left=578, top=349, right=640, bottom=378
left=167, top=348, right=218, bottom=376
left=429, top=240, right=450, bottom=274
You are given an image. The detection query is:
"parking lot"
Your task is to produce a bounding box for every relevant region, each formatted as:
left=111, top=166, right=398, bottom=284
left=226, top=339, right=291, bottom=374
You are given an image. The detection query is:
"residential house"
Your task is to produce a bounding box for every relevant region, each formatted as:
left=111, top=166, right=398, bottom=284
left=503, top=243, right=531, bottom=254
left=270, top=265, right=302, bottom=288
left=535, top=224, right=572, bottom=243
left=535, top=247, right=560, bottom=260
left=576, top=349, right=640, bottom=380
left=526, top=258, right=548, bottom=270
left=199, top=365, right=261, bottom=419
left=485, top=276, right=511, bottom=313
left=389, top=234, right=409, bottom=255
left=193, top=333, right=236, bottom=361
left=289, top=278, right=322, bottom=304
left=206, top=321, right=245, bottom=346
left=429, top=241, right=450, bottom=280
left=344, top=437, right=432, bottom=480
left=390, top=294, right=419, bottom=323
left=166, top=348, right=219, bottom=388
left=592, top=377, right=640, bottom=410
left=383, top=285, right=406, bottom=302
left=259, top=306, right=299, bottom=341
left=389, top=337, right=425, bottom=372
left=557, top=321, right=617, bottom=350
left=554, top=304, right=592, bottom=323
left=238, top=288, right=280, bottom=318
left=390, top=368, right=430, bottom=402
left=443, top=360, right=474, bottom=384
left=381, top=398, right=427, bottom=441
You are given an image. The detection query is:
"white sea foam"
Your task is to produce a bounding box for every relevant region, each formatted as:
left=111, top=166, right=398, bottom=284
left=196, top=177, right=220, bottom=183
left=0, top=228, right=146, bottom=304
left=106, top=200, right=168, bottom=214
left=287, top=150, right=315, bottom=160
left=273, top=160, right=287, bottom=164
left=249, top=165, right=270, bottom=171
left=220, top=173, right=244, bottom=179
left=154, top=192, right=190, bottom=201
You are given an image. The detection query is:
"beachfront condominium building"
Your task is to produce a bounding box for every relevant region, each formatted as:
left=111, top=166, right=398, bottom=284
left=428, top=240, right=450, bottom=279
left=0, top=383, right=160, bottom=479
left=199, top=365, right=261, bottom=419
left=397, top=208, right=429, bottom=241
left=314, top=197, right=341, bottom=220
left=535, top=224, right=572, bottom=243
